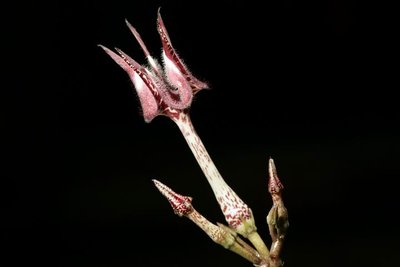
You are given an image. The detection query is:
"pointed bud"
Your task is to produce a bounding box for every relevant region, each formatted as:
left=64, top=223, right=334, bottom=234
left=268, top=158, right=284, bottom=194
left=152, top=179, right=193, bottom=216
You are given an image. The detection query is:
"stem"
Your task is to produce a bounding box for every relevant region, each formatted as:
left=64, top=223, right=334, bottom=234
left=247, top=231, right=270, bottom=259
left=187, top=210, right=262, bottom=264
left=217, top=223, right=260, bottom=259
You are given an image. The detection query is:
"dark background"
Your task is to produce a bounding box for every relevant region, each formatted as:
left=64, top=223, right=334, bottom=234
left=4, top=0, right=399, bottom=266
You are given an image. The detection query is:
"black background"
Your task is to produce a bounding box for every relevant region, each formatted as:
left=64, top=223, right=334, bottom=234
left=4, top=0, right=399, bottom=266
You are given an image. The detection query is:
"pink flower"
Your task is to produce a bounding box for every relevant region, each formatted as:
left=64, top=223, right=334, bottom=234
left=99, top=9, right=208, bottom=122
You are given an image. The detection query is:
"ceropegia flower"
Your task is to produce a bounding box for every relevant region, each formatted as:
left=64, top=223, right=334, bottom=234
left=152, top=179, right=262, bottom=265
left=100, top=8, right=290, bottom=266
left=100, top=8, right=270, bottom=260
left=99, top=9, right=257, bottom=238
left=99, top=9, right=208, bottom=122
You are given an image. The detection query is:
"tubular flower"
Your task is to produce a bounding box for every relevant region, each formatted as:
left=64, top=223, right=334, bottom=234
left=99, top=9, right=256, bottom=238
left=100, top=9, right=277, bottom=263
left=99, top=9, right=289, bottom=267
left=99, top=9, right=208, bottom=122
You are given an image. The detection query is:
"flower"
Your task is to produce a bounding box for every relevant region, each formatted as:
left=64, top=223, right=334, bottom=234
left=99, top=9, right=208, bottom=122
